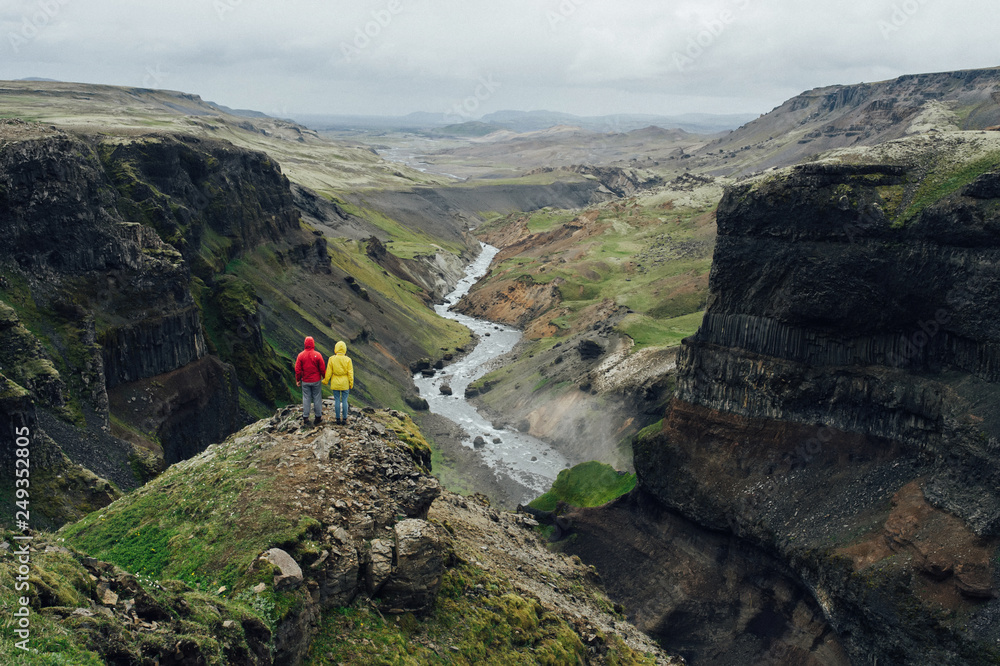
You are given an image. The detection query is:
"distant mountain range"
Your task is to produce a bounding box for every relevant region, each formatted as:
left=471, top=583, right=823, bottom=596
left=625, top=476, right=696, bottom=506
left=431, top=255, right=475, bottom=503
left=291, top=109, right=757, bottom=135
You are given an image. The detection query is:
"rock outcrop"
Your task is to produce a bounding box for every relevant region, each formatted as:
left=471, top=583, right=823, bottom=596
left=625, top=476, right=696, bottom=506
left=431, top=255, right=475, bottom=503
left=27, top=407, right=678, bottom=665
left=618, top=150, right=1000, bottom=663
left=701, top=66, right=1000, bottom=175
left=0, top=125, right=310, bottom=523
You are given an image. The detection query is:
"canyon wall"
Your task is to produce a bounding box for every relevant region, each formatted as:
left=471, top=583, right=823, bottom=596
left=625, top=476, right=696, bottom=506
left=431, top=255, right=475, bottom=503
left=579, top=156, right=1000, bottom=664
left=0, top=126, right=313, bottom=524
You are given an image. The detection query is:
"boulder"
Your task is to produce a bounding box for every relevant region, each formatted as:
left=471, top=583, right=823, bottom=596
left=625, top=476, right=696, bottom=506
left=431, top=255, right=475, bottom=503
left=378, top=519, right=444, bottom=613
left=409, top=358, right=431, bottom=373
left=263, top=548, right=303, bottom=590
left=404, top=393, right=429, bottom=411
left=440, top=384, right=453, bottom=396
left=578, top=339, right=604, bottom=360
left=365, top=539, right=395, bottom=594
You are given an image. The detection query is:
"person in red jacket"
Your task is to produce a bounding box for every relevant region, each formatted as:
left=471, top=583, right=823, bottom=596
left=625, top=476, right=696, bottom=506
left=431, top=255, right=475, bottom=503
left=295, top=336, right=326, bottom=426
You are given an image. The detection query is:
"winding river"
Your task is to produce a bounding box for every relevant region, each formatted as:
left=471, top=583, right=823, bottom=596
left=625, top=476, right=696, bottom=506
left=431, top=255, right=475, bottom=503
left=413, top=244, right=569, bottom=500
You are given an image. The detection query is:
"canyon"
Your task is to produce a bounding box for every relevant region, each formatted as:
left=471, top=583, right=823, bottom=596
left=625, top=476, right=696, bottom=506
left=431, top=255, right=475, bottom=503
left=3, top=68, right=1000, bottom=663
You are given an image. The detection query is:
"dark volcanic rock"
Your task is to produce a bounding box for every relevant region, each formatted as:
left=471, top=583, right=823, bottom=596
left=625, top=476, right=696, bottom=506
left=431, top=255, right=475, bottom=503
left=577, top=339, right=604, bottom=360
left=627, top=159, right=1000, bottom=664
left=404, top=392, right=429, bottom=411
left=0, top=130, right=310, bottom=526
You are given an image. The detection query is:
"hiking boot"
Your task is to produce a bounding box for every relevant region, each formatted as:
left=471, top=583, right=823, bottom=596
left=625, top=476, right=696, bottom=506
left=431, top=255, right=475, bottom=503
left=314, top=416, right=322, bottom=426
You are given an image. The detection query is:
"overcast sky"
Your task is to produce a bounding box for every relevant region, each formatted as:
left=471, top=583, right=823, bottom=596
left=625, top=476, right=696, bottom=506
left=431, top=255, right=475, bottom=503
left=1, top=0, right=997, bottom=120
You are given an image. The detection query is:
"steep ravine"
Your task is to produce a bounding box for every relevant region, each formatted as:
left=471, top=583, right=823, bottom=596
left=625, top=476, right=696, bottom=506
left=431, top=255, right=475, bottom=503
left=0, top=121, right=478, bottom=529
left=567, top=140, right=1000, bottom=664
left=413, top=244, right=571, bottom=506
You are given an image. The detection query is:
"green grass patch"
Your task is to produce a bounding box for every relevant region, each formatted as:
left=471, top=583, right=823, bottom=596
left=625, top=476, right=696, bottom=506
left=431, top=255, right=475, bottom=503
left=899, top=151, right=1000, bottom=225
left=525, top=208, right=578, bottom=234
left=0, top=531, right=282, bottom=664
left=59, top=431, right=312, bottom=592
left=529, top=461, right=637, bottom=512
left=634, top=419, right=665, bottom=443
left=338, top=201, right=465, bottom=258
left=302, top=561, right=652, bottom=666
left=619, top=311, right=704, bottom=349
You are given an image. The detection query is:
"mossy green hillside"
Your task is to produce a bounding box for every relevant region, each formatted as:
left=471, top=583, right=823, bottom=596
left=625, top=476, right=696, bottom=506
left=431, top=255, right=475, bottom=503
left=0, top=276, right=104, bottom=427
left=304, top=562, right=657, bottom=666
left=194, top=273, right=291, bottom=413
left=898, top=150, right=1000, bottom=224
left=336, top=199, right=467, bottom=260
left=529, top=462, right=637, bottom=513
left=473, top=196, right=714, bottom=342
left=222, top=239, right=472, bottom=417
left=619, top=310, right=705, bottom=350
left=0, top=533, right=273, bottom=665
left=59, top=423, right=309, bottom=591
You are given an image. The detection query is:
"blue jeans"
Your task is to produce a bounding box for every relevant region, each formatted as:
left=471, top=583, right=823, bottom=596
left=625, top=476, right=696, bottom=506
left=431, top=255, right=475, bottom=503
left=302, top=382, right=322, bottom=419
left=333, top=390, right=349, bottom=419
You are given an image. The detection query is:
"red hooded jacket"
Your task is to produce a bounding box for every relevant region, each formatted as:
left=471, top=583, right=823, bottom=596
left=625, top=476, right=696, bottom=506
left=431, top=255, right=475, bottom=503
left=295, top=337, right=326, bottom=383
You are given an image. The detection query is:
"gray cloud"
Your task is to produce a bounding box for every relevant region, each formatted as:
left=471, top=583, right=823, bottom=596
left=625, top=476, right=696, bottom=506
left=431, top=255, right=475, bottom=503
left=1, top=0, right=997, bottom=118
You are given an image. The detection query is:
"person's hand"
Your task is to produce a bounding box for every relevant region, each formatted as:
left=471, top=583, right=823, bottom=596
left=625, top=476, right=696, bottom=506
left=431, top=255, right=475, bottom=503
left=296, top=380, right=301, bottom=387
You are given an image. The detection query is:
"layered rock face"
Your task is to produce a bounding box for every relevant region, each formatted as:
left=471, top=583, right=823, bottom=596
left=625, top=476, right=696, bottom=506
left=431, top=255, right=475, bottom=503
left=0, top=125, right=308, bottom=522
left=627, top=159, right=1000, bottom=663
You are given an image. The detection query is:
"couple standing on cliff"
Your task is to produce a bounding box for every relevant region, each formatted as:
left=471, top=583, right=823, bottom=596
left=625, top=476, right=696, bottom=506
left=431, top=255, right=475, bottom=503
left=295, top=337, right=354, bottom=426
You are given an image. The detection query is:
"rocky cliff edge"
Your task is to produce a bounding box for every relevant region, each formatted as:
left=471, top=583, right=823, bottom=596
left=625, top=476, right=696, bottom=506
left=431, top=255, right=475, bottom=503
left=1, top=407, right=679, bottom=665
left=567, top=132, right=1000, bottom=665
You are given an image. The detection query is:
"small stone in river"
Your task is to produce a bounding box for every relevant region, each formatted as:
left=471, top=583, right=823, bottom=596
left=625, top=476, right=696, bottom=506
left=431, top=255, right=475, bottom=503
left=474, top=436, right=486, bottom=449
left=531, top=456, right=538, bottom=462
left=440, top=384, right=453, bottom=395
left=493, top=437, right=502, bottom=444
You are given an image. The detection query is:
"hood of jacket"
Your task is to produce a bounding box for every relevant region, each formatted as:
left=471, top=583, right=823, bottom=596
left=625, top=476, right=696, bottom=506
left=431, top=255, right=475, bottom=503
left=304, top=336, right=316, bottom=350
left=334, top=341, right=347, bottom=355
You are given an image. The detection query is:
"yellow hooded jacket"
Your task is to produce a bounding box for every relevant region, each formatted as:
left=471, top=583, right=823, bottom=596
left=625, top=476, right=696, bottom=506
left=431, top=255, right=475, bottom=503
left=323, top=341, right=354, bottom=391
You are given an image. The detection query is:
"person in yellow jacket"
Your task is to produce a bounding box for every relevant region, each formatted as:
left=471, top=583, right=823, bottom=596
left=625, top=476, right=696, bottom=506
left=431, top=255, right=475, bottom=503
left=323, top=341, right=354, bottom=425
